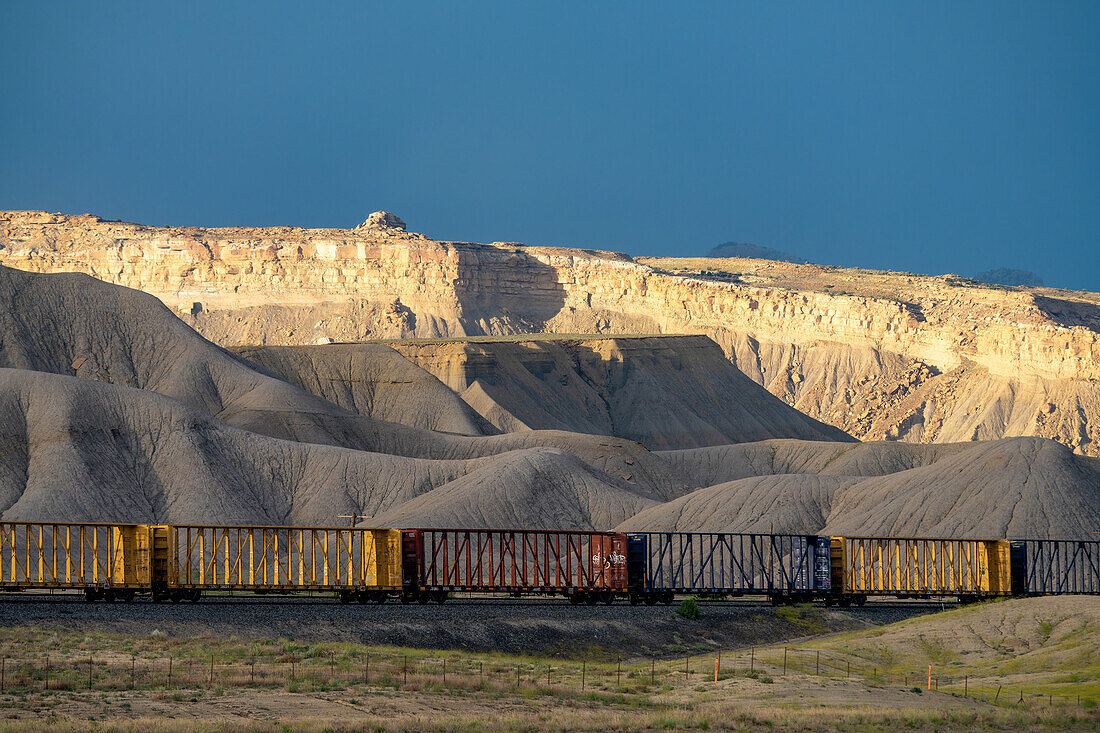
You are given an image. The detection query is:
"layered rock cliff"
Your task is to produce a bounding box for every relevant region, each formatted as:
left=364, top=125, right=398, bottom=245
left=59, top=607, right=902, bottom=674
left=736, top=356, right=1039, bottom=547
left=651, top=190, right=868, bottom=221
left=2, top=210, right=1098, bottom=455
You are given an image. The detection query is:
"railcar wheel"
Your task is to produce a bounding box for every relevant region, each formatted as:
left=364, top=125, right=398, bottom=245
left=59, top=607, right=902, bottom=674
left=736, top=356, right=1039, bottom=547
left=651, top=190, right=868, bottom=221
left=417, top=594, right=430, bottom=604
left=855, top=595, right=867, bottom=607
left=662, top=592, right=675, bottom=605
left=628, top=594, right=641, bottom=606
left=188, top=589, right=201, bottom=603
left=569, top=593, right=583, bottom=605
left=339, top=591, right=353, bottom=604
left=375, top=593, right=388, bottom=604
left=644, top=595, right=658, bottom=606
left=585, top=593, right=598, bottom=606
left=432, top=591, right=448, bottom=604
left=84, top=589, right=98, bottom=603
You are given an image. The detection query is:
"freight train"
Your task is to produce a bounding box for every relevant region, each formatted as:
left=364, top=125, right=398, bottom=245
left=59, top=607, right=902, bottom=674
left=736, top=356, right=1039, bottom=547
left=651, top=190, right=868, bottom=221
left=1, top=523, right=1097, bottom=604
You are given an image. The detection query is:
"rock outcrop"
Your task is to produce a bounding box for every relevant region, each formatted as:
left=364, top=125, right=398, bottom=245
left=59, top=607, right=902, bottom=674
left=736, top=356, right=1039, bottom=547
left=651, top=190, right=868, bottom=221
left=2, top=210, right=1098, bottom=455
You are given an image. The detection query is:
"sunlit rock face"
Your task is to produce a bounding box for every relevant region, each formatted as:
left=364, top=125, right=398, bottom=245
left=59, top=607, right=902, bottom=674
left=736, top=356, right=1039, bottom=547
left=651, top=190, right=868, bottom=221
left=2, top=210, right=1098, bottom=455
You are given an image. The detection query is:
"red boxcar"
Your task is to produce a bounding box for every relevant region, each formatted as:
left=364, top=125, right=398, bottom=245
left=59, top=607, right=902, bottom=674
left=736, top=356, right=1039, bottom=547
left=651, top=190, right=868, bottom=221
left=402, top=529, right=627, bottom=603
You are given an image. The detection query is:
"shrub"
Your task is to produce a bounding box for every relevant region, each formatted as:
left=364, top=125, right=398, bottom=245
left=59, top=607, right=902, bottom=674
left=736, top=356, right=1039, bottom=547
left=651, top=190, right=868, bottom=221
left=676, top=598, right=701, bottom=620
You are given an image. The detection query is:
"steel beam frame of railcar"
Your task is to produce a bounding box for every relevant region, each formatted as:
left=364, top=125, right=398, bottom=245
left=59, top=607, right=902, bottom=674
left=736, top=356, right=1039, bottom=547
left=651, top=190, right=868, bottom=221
left=0, top=522, right=149, bottom=595
left=407, top=529, right=628, bottom=601
left=627, top=532, right=829, bottom=603
left=169, top=525, right=402, bottom=600
left=1014, top=539, right=1100, bottom=595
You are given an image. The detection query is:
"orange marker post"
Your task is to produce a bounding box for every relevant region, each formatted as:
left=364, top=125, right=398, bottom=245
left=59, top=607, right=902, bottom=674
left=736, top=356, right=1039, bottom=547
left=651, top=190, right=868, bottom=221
left=927, top=665, right=932, bottom=690
left=714, top=658, right=719, bottom=683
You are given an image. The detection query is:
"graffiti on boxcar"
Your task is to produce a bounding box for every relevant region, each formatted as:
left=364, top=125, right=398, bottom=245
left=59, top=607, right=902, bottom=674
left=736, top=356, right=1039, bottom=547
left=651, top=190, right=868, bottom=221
left=593, top=552, right=627, bottom=569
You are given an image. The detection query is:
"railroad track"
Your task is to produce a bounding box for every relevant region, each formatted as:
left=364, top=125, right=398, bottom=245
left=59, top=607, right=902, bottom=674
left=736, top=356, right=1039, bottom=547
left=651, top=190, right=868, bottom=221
left=0, top=591, right=955, bottom=610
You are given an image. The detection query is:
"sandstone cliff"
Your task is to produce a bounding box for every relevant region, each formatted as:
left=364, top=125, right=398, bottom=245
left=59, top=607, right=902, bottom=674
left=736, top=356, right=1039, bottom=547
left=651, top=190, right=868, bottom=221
left=2, top=210, right=1097, bottom=455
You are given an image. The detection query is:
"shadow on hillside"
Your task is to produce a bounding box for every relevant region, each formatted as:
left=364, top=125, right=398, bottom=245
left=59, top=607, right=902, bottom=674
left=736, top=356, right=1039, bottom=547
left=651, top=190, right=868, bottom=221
left=455, top=246, right=567, bottom=335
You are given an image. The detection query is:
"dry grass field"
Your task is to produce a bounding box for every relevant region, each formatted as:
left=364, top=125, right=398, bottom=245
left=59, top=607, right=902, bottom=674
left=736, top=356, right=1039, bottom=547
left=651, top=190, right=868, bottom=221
left=0, top=596, right=1097, bottom=731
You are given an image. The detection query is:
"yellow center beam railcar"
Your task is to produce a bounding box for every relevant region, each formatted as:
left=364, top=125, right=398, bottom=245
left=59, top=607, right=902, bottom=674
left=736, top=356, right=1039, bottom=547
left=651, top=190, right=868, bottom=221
left=166, top=525, right=402, bottom=600
left=830, top=536, right=1012, bottom=598
left=0, top=523, right=166, bottom=599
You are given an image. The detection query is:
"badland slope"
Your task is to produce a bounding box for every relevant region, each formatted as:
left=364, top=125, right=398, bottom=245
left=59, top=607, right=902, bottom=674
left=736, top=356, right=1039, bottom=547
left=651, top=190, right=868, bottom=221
left=626, top=437, right=1100, bottom=538
left=0, top=264, right=695, bottom=500
left=241, top=336, right=850, bottom=450
left=0, top=263, right=1097, bottom=537
left=3, top=211, right=1095, bottom=456
left=0, top=367, right=663, bottom=528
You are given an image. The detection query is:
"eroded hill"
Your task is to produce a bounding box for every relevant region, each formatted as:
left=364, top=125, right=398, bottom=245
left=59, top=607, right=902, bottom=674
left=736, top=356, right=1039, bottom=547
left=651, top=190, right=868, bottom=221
left=2, top=210, right=1096, bottom=456
left=0, top=263, right=1096, bottom=538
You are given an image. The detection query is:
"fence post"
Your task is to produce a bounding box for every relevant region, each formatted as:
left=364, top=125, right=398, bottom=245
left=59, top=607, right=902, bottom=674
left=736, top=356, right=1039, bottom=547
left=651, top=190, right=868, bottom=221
left=846, top=660, right=850, bottom=679
left=251, top=657, right=255, bottom=685
left=365, top=653, right=370, bottom=685
left=479, top=661, right=483, bottom=686
left=515, top=665, right=520, bottom=688
left=168, top=657, right=172, bottom=689
left=685, top=654, right=689, bottom=678
left=750, top=647, right=754, bottom=674
left=783, top=648, right=787, bottom=676
left=714, top=658, right=718, bottom=683
left=994, top=685, right=1001, bottom=703
left=651, top=658, right=655, bottom=685
left=816, top=650, right=820, bottom=676
left=209, top=655, right=214, bottom=686
left=88, top=655, right=93, bottom=689
left=330, top=653, right=335, bottom=682
left=442, top=658, right=446, bottom=686
left=131, top=654, right=136, bottom=690
left=581, top=660, right=585, bottom=691
left=403, top=656, right=407, bottom=685
left=547, top=664, right=551, bottom=687
left=964, top=675, right=968, bottom=697
left=1, top=657, right=4, bottom=692
left=44, top=654, right=49, bottom=691
left=617, top=660, right=621, bottom=688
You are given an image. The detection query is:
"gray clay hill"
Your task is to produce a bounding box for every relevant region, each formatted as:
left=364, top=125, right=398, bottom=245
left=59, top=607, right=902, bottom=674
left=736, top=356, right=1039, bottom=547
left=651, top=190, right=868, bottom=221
left=0, top=263, right=1097, bottom=538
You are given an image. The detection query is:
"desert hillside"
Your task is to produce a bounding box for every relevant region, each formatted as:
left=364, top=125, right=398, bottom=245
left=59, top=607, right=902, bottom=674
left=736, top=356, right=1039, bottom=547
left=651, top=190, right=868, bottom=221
left=2, top=210, right=1096, bottom=457
left=0, top=262, right=1096, bottom=538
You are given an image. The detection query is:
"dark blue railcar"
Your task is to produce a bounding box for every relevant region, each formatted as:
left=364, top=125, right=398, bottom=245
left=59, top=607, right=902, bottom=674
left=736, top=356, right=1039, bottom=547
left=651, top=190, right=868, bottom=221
left=626, top=532, right=831, bottom=604
left=1011, top=539, right=1100, bottom=595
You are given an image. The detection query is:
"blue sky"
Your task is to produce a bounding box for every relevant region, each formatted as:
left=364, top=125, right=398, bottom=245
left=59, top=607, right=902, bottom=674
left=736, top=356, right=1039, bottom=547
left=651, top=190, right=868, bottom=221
left=2, top=2, right=1097, bottom=289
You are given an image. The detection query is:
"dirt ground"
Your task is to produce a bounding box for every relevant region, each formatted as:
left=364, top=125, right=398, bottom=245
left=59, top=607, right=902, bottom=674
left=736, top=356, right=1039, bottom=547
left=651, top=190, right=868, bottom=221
left=1, top=596, right=1097, bottom=731
left=0, top=668, right=1093, bottom=732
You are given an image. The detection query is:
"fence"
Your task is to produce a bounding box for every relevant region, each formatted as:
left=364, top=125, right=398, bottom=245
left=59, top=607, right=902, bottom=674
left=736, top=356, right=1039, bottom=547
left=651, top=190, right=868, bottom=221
left=0, top=643, right=1091, bottom=712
